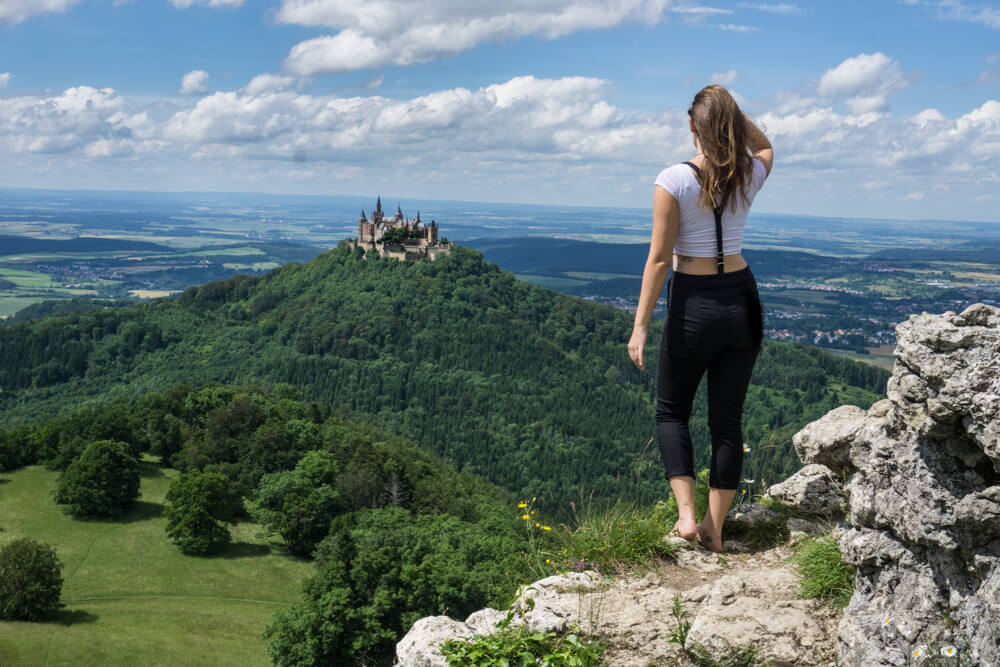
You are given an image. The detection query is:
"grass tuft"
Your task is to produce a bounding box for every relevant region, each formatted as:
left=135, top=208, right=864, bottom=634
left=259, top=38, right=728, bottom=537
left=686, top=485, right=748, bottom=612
left=789, top=529, right=854, bottom=608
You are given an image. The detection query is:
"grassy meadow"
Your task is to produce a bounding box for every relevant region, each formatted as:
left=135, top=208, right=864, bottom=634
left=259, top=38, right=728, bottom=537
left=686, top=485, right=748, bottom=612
left=0, top=463, right=313, bottom=666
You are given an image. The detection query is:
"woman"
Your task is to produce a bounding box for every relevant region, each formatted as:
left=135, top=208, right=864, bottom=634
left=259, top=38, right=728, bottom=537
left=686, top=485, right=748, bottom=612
left=627, top=85, right=773, bottom=553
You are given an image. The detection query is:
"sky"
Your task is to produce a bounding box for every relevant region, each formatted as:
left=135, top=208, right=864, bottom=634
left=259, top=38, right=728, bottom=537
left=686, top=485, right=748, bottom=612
left=1, top=0, right=999, bottom=223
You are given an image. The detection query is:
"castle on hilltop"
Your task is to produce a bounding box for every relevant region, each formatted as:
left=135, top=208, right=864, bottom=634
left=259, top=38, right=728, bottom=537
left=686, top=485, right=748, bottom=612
left=346, top=197, right=452, bottom=261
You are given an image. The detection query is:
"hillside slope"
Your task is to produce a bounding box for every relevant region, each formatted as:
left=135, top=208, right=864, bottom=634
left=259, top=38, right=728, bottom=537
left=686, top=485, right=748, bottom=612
left=0, top=243, right=888, bottom=517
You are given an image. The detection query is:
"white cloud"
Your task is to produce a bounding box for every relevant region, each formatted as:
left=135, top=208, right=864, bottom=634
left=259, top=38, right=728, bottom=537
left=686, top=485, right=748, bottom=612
left=905, top=192, right=926, bottom=200
left=904, top=0, right=1000, bottom=29
left=179, top=70, right=210, bottom=96
left=0, top=86, right=154, bottom=155
left=670, top=5, right=731, bottom=16
left=245, top=73, right=295, bottom=96
left=719, top=23, right=758, bottom=31
left=845, top=95, right=888, bottom=114
left=818, top=52, right=916, bottom=99
left=2, top=70, right=999, bottom=215
left=736, top=2, right=802, bottom=13
left=910, top=108, right=945, bottom=127
left=0, top=72, right=10, bottom=89
left=170, top=0, right=244, bottom=7
left=278, top=0, right=674, bottom=75
left=709, top=69, right=739, bottom=85
left=0, top=0, right=80, bottom=24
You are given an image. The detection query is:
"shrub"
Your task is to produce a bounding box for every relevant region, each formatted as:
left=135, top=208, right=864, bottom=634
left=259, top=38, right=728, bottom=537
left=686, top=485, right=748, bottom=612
left=53, top=439, right=141, bottom=518
left=0, top=537, right=64, bottom=621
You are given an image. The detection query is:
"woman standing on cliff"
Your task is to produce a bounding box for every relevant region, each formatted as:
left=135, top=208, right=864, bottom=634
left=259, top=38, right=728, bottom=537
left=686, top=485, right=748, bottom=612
left=627, top=85, right=773, bottom=553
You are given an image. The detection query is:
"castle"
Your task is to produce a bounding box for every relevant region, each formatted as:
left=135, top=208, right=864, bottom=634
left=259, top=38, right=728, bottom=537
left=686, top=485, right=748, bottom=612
left=346, top=197, right=452, bottom=261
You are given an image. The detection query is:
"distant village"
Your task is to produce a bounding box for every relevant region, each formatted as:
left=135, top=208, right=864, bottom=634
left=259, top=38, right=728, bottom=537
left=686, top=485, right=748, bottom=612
left=346, top=198, right=453, bottom=261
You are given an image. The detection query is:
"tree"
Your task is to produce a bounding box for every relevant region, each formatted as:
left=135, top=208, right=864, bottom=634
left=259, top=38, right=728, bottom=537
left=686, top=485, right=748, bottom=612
left=247, top=450, right=343, bottom=557
left=265, top=506, right=526, bottom=666
left=0, top=538, right=64, bottom=621
left=163, top=471, right=243, bottom=555
left=53, top=439, right=140, bottom=518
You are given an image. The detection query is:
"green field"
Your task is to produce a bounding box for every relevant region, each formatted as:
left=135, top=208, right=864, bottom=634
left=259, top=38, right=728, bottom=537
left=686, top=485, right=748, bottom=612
left=563, top=271, right=639, bottom=280
left=0, top=465, right=313, bottom=666
left=828, top=349, right=896, bottom=371
left=0, top=268, right=56, bottom=288
left=514, top=273, right=591, bottom=289
left=0, top=297, right=46, bottom=318
left=171, top=246, right=267, bottom=258
left=222, top=262, right=281, bottom=271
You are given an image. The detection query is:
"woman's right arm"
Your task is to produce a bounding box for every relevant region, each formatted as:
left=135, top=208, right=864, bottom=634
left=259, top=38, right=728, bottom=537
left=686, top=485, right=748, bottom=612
left=745, top=116, right=773, bottom=178
left=628, top=185, right=679, bottom=370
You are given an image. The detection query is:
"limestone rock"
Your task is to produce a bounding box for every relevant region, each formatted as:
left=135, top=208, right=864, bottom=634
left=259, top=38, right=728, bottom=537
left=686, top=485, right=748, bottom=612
left=763, top=463, right=846, bottom=519
left=795, top=304, right=1000, bottom=666
left=464, top=607, right=507, bottom=636
left=725, top=502, right=779, bottom=531
left=785, top=517, right=825, bottom=547
left=792, top=404, right=866, bottom=473
left=396, top=552, right=839, bottom=667
left=686, top=597, right=825, bottom=664
left=395, top=616, right=477, bottom=667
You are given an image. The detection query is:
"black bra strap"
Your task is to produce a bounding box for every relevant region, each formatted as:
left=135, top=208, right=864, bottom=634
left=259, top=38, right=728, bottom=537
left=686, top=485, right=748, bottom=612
left=681, top=162, right=725, bottom=274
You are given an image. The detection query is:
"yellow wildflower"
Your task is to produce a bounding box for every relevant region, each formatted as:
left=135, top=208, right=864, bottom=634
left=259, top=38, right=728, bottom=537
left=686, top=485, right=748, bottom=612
left=532, top=497, right=536, bottom=501
left=518, top=503, right=527, bottom=508
left=542, top=526, right=551, bottom=531
left=522, top=514, right=530, bottom=520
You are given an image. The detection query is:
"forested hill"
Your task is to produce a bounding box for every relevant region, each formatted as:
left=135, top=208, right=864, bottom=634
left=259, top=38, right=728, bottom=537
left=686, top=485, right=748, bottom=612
left=0, top=243, right=888, bottom=517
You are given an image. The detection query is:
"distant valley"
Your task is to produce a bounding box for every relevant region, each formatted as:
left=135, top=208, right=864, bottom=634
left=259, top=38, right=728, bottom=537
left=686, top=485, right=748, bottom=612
left=4, top=188, right=999, bottom=372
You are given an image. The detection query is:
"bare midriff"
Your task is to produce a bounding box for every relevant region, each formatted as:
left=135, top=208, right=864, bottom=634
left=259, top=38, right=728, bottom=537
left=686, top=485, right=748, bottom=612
left=672, top=253, right=748, bottom=275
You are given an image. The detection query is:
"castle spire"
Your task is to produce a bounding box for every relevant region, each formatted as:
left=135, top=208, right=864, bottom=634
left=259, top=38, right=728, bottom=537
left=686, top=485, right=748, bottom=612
left=375, top=196, right=382, bottom=214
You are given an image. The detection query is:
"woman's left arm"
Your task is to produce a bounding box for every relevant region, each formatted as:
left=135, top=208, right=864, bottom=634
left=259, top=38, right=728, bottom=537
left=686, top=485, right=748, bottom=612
left=628, top=185, right=679, bottom=370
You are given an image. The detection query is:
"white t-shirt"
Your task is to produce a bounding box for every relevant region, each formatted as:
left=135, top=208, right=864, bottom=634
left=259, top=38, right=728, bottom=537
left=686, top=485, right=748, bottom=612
left=653, top=157, right=768, bottom=257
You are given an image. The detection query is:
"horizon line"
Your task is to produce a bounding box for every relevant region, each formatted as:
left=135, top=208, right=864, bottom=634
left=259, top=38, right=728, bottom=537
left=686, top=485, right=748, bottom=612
left=1, top=185, right=998, bottom=228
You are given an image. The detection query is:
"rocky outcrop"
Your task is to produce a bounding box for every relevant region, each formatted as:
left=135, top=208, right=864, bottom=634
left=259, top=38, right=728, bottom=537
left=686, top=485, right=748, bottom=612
left=395, top=543, right=840, bottom=666
left=396, top=303, right=1000, bottom=666
left=797, top=303, right=999, bottom=666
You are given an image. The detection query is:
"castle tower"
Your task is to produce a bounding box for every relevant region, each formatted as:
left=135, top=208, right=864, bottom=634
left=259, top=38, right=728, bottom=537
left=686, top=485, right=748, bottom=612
left=374, top=196, right=383, bottom=222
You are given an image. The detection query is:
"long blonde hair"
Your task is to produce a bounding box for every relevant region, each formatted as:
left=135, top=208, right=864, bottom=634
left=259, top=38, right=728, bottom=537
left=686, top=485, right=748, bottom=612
left=687, top=85, right=755, bottom=214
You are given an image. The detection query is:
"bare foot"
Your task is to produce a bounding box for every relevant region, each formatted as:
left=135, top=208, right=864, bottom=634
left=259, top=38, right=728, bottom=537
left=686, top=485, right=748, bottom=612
left=670, top=517, right=698, bottom=541
left=696, top=523, right=724, bottom=553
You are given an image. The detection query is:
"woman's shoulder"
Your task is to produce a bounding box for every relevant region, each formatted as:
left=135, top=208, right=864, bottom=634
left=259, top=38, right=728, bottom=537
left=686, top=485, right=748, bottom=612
left=654, top=163, right=697, bottom=195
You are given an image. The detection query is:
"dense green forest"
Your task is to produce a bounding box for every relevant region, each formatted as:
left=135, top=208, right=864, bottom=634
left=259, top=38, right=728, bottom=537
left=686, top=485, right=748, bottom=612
left=0, top=243, right=888, bottom=520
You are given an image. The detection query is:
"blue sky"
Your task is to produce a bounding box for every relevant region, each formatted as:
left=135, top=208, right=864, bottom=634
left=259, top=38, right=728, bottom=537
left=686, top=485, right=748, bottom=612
left=1, top=0, right=999, bottom=222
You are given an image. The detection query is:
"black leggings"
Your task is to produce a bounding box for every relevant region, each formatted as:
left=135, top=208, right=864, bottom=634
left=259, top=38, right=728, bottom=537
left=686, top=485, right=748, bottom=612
left=655, top=266, right=763, bottom=490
